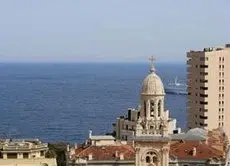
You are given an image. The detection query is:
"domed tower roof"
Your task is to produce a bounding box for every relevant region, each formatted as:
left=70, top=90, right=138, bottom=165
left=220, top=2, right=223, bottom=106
left=141, top=57, right=165, bottom=95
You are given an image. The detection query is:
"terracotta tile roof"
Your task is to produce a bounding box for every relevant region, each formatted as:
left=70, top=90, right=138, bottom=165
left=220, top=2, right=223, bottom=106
left=207, top=128, right=228, bottom=152
left=170, top=141, right=224, bottom=160
left=74, top=145, right=135, bottom=160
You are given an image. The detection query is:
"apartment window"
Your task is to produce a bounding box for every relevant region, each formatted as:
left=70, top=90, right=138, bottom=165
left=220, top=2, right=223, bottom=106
left=219, top=115, right=221, bottom=120
left=219, top=123, right=221, bottom=127
left=222, top=72, right=224, bottom=77
left=219, top=57, right=221, bottom=61
left=222, top=65, right=224, bottom=69
left=222, top=101, right=224, bottom=105
left=222, top=94, right=224, bottom=97
left=222, top=57, right=224, bottom=61
left=222, top=108, right=224, bottom=113
left=222, top=87, right=224, bottom=90
left=219, top=108, right=221, bottom=112
left=219, top=65, right=221, bottom=69
left=219, top=72, right=221, bottom=77
left=222, top=122, right=224, bottom=126
left=222, top=115, right=224, bottom=120
left=200, top=57, right=205, bottom=61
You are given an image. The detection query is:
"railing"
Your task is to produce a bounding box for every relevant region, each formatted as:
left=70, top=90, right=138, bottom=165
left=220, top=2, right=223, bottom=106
left=3, top=144, right=48, bottom=150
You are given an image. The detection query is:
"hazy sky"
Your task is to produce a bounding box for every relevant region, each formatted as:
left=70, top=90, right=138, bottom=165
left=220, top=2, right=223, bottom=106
left=0, top=1, right=229, bottom=63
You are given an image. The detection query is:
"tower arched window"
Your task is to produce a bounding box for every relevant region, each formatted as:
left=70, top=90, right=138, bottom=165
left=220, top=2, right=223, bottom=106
left=144, top=101, right=147, bottom=117
left=146, top=151, right=158, bottom=164
left=158, top=100, right=161, bottom=117
left=150, top=101, right=155, bottom=117
left=152, top=156, right=157, bottom=163
left=146, top=156, right=150, bottom=163
left=144, top=101, right=147, bottom=116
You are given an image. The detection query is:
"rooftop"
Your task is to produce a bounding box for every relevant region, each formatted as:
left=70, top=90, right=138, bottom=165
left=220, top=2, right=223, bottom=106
left=90, top=135, right=115, bottom=140
left=170, top=140, right=224, bottom=160
left=0, top=139, right=48, bottom=151
left=188, top=44, right=230, bottom=53
left=74, top=144, right=135, bottom=161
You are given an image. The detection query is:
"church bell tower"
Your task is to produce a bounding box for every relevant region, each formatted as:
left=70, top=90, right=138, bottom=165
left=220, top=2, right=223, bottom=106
left=134, top=56, right=170, bottom=166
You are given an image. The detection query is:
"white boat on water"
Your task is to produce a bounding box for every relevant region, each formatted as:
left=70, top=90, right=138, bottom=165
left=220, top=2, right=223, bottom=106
left=165, top=77, right=187, bottom=95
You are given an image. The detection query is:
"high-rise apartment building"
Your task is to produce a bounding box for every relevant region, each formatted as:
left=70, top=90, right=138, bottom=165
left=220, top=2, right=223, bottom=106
left=187, top=44, right=230, bottom=137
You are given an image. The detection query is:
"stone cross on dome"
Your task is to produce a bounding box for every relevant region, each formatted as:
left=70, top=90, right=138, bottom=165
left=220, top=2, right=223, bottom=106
left=149, top=56, right=156, bottom=73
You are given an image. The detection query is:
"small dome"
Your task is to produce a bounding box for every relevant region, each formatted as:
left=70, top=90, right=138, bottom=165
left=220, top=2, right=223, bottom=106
left=141, top=71, right=165, bottom=95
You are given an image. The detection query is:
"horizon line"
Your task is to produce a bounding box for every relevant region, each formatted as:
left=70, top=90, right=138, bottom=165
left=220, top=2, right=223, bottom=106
left=0, top=60, right=186, bottom=64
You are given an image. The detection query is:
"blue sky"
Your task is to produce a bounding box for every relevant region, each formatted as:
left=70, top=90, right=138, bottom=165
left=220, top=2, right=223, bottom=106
left=0, top=0, right=229, bottom=63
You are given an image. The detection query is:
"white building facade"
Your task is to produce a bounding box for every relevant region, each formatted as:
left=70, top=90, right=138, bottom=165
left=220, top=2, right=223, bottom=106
left=0, top=139, right=57, bottom=166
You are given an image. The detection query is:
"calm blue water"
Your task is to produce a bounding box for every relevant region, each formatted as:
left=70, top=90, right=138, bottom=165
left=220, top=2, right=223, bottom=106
left=0, top=63, right=186, bottom=143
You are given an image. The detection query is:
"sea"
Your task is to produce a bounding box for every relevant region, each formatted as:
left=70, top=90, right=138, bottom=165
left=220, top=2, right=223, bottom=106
left=0, top=63, right=187, bottom=143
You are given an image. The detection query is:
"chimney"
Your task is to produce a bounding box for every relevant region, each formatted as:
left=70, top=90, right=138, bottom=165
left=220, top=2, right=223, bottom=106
left=119, top=153, right=124, bottom=160
left=67, top=144, right=70, bottom=152
left=192, top=147, right=197, bottom=156
left=88, top=153, right=93, bottom=160
left=89, top=130, right=92, bottom=139
left=115, top=151, right=119, bottom=158
left=74, top=143, right=78, bottom=149
left=177, top=128, right=181, bottom=134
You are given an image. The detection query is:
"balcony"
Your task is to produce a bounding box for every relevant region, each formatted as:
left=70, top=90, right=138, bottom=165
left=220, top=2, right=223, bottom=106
left=200, top=123, right=208, bottom=127
left=200, top=101, right=208, bottom=105
left=200, top=87, right=208, bottom=90
left=200, top=72, right=208, bottom=76
left=200, top=115, right=208, bottom=119
left=200, top=108, right=208, bottom=112
left=200, top=79, right=208, bottom=83
left=200, top=65, right=208, bottom=68
left=200, top=94, right=208, bottom=97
